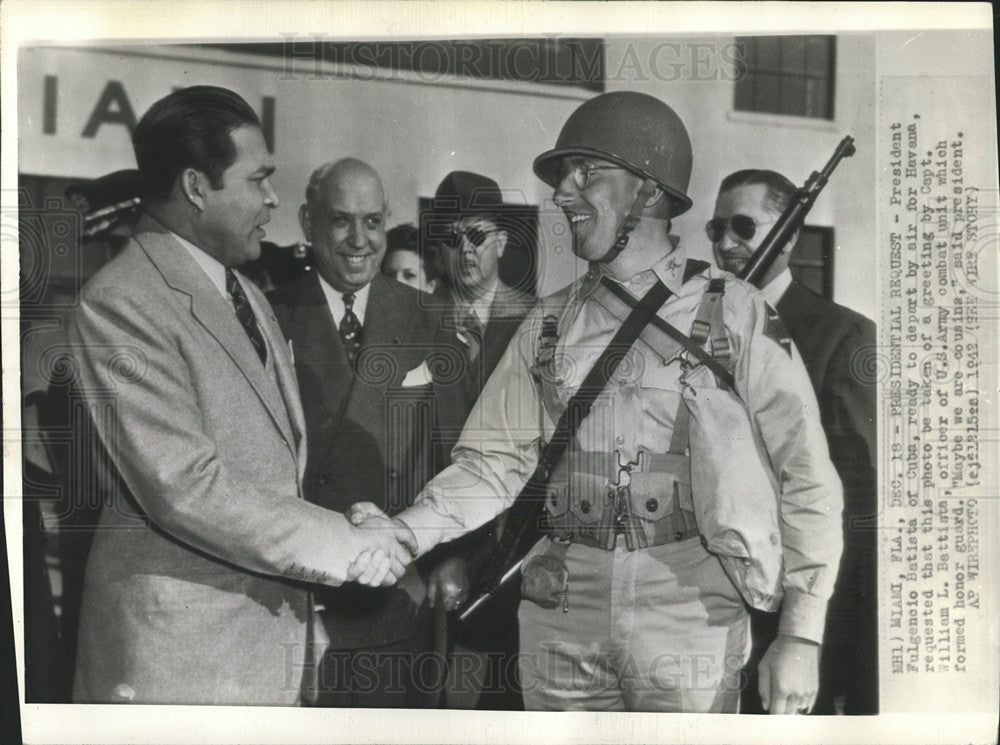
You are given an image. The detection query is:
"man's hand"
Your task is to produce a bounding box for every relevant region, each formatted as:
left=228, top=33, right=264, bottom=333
left=345, top=502, right=419, bottom=587
left=758, top=634, right=820, bottom=714
left=426, top=556, right=470, bottom=612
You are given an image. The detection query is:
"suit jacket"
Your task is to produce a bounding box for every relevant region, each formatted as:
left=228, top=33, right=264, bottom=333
left=776, top=279, right=877, bottom=645
left=423, top=281, right=536, bottom=623
left=430, top=281, right=536, bottom=460
left=269, top=272, right=462, bottom=648
left=67, top=217, right=360, bottom=705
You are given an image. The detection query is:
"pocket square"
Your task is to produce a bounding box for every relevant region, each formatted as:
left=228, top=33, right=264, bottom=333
left=402, top=360, right=433, bottom=387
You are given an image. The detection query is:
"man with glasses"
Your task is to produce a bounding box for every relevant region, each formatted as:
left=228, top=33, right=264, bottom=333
left=268, top=158, right=459, bottom=707
left=423, top=170, right=535, bottom=708
left=373, top=92, right=843, bottom=713
left=711, top=169, right=877, bottom=715
left=429, top=171, right=535, bottom=400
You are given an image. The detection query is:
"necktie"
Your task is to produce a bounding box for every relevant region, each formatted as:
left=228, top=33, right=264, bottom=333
left=225, top=268, right=267, bottom=365
left=461, top=310, right=483, bottom=362
left=340, top=292, right=362, bottom=367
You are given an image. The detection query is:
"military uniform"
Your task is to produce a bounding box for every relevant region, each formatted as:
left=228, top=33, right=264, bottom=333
left=399, top=245, right=842, bottom=711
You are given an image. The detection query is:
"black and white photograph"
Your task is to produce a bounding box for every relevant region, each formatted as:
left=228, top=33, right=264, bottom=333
left=2, top=2, right=997, bottom=743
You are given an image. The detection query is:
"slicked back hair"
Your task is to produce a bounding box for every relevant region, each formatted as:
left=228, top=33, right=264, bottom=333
left=132, top=85, right=261, bottom=202
left=718, top=169, right=798, bottom=214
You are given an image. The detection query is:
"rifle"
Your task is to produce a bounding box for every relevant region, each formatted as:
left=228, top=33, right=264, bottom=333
left=458, top=136, right=857, bottom=623
left=741, top=135, right=856, bottom=286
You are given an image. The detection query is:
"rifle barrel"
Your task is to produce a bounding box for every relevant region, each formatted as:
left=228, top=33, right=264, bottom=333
left=740, top=136, right=856, bottom=288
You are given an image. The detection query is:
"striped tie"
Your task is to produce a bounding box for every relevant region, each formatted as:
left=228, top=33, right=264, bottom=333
left=225, top=268, right=267, bottom=365
left=340, top=292, right=362, bottom=367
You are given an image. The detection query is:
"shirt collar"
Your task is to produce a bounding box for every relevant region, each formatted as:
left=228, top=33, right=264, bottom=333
left=174, top=232, right=227, bottom=299
left=317, top=273, right=371, bottom=326
left=452, top=280, right=498, bottom=326
left=579, top=235, right=696, bottom=300
left=761, top=268, right=793, bottom=306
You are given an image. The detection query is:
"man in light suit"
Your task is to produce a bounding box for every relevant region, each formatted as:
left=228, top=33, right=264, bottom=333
left=269, top=158, right=464, bottom=707
left=710, top=169, right=877, bottom=715
left=67, top=87, right=413, bottom=706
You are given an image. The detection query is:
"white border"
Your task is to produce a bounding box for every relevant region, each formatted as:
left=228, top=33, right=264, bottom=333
left=3, top=3, right=996, bottom=744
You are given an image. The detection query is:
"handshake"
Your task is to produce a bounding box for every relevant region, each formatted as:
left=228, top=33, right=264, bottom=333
left=344, top=502, right=419, bottom=587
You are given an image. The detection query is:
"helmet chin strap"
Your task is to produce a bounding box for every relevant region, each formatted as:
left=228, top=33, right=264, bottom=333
left=598, top=178, right=659, bottom=264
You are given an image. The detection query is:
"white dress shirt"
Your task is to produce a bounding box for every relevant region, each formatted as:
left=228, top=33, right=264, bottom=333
left=176, top=232, right=228, bottom=299
left=318, top=274, right=371, bottom=328
left=452, top=279, right=498, bottom=327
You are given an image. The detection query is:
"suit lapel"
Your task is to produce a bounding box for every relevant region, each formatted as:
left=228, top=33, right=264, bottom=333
left=244, top=281, right=307, bottom=476
left=343, top=275, right=402, bottom=418
left=134, top=223, right=295, bottom=449
left=479, top=282, right=532, bottom=381
left=289, top=273, right=354, bottom=423
left=776, top=280, right=819, bottom=340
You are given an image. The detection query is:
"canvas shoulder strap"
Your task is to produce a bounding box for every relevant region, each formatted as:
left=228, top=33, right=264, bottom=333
left=460, top=278, right=674, bottom=620
left=593, top=277, right=737, bottom=391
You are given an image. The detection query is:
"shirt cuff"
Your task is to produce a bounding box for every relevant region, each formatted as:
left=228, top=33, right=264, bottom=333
left=777, top=589, right=829, bottom=644
left=395, top=500, right=450, bottom=557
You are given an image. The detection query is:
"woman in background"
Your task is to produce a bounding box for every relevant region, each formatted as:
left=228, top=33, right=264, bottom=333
left=381, top=223, right=440, bottom=294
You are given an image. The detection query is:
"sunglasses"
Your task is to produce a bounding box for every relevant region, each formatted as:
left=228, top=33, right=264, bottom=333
left=705, top=215, right=778, bottom=242
left=447, top=226, right=499, bottom=248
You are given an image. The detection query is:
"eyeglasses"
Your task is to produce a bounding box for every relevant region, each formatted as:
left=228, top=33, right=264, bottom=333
left=705, top=215, right=778, bottom=242
left=447, top=226, right=499, bottom=248
left=554, top=162, right=625, bottom=190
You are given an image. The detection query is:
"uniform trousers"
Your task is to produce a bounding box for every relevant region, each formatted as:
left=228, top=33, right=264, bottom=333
left=518, top=536, right=749, bottom=712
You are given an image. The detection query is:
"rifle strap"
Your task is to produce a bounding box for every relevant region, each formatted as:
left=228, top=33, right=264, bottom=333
left=470, top=278, right=673, bottom=599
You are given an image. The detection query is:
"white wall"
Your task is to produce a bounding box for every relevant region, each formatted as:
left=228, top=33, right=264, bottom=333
left=18, top=37, right=877, bottom=315
left=18, top=43, right=585, bottom=293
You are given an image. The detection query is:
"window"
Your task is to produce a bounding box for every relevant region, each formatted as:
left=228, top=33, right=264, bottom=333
left=734, top=36, right=835, bottom=119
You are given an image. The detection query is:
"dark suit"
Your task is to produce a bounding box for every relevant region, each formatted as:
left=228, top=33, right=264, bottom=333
left=270, top=272, right=462, bottom=706
left=430, top=282, right=537, bottom=460
left=742, top=278, right=878, bottom=715
left=427, top=281, right=535, bottom=709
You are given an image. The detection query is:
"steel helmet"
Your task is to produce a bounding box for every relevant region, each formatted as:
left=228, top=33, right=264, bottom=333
left=533, top=91, right=694, bottom=217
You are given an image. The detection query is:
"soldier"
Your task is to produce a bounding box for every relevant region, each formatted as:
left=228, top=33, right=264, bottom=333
left=369, top=91, right=843, bottom=713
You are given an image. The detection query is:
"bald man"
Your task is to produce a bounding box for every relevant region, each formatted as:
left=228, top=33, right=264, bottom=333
left=269, top=159, right=462, bottom=707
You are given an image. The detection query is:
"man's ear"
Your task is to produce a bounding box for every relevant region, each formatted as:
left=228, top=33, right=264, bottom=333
left=644, top=187, right=666, bottom=209
left=299, top=204, right=312, bottom=243
left=180, top=168, right=208, bottom=212
left=495, top=230, right=508, bottom=259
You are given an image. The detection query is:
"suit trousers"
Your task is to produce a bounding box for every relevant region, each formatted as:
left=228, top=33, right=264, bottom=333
left=518, top=537, right=749, bottom=712
left=314, top=603, right=434, bottom=708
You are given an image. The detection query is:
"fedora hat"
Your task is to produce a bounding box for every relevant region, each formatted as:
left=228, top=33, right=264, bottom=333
left=431, top=170, right=506, bottom=218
